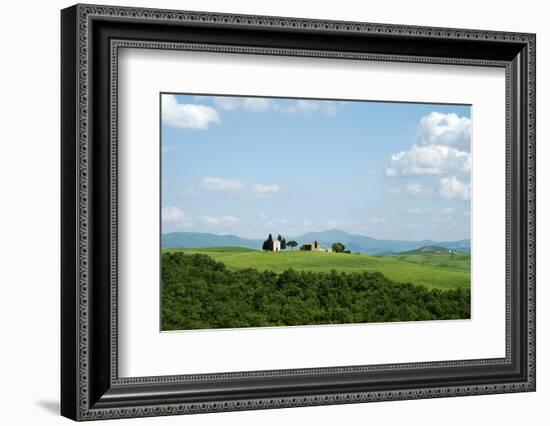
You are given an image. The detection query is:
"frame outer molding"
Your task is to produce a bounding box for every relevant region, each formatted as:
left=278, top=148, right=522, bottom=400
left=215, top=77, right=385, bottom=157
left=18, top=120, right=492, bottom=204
left=61, top=3, right=536, bottom=421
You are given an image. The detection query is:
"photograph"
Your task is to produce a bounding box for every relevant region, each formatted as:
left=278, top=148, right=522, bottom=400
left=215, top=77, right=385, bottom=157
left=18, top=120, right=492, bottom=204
left=160, top=94, right=472, bottom=331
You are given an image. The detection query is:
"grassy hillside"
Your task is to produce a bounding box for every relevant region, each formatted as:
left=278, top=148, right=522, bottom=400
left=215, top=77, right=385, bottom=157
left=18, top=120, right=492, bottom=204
left=399, top=245, right=451, bottom=255
left=185, top=246, right=259, bottom=253
left=163, top=247, right=470, bottom=290
left=389, top=252, right=470, bottom=272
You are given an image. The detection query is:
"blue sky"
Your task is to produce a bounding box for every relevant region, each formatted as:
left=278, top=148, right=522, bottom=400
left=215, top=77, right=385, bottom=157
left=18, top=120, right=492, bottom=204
left=161, top=94, right=471, bottom=241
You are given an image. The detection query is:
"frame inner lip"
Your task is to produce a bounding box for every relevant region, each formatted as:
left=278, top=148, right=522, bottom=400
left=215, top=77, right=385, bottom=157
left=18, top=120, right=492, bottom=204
left=109, top=38, right=513, bottom=385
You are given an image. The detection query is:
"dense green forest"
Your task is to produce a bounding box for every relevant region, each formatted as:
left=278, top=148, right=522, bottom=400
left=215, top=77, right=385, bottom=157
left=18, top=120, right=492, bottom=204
left=162, top=252, right=470, bottom=331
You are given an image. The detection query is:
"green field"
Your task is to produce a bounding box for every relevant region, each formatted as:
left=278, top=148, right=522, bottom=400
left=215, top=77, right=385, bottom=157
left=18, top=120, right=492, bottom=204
left=163, top=247, right=470, bottom=290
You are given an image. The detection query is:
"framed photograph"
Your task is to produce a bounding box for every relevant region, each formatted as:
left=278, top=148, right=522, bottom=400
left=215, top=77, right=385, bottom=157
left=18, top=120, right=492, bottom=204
left=61, top=4, right=536, bottom=421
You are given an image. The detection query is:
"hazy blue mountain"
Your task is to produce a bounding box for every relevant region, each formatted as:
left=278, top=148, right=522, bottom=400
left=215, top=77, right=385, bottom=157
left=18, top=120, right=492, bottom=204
left=437, top=239, right=471, bottom=251
left=162, top=232, right=262, bottom=250
left=162, top=229, right=470, bottom=254
left=293, top=229, right=470, bottom=254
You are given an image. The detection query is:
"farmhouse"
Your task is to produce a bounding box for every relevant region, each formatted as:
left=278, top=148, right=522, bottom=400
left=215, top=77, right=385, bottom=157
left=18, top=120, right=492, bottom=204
left=271, top=239, right=281, bottom=252
left=300, top=241, right=332, bottom=253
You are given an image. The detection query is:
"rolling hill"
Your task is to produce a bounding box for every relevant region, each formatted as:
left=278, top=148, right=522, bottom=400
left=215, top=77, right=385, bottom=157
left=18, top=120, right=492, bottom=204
left=163, top=247, right=470, bottom=290
left=399, top=245, right=451, bottom=255
left=162, top=229, right=470, bottom=254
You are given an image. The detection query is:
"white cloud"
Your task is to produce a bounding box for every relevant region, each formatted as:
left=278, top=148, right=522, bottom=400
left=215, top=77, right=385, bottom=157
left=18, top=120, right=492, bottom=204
left=162, top=94, right=220, bottom=130
left=212, top=97, right=341, bottom=115
left=251, top=184, right=280, bottom=194
left=199, top=215, right=240, bottom=226
left=385, top=144, right=470, bottom=177
left=439, top=176, right=471, bottom=200
left=276, top=100, right=337, bottom=115
left=405, top=183, right=427, bottom=195
left=162, top=207, right=241, bottom=230
left=200, top=177, right=244, bottom=192
left=161, top=207, right=190, bottom=223
left=183, top=177, right=280, bottom=198
left=213, top=97, right=273, bottom=112
left=385, top=112, right=471, bottom=177
left=417, top=112, right=471, bottom=149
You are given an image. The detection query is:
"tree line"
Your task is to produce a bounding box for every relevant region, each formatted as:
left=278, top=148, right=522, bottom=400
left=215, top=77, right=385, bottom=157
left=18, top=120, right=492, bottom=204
left=162, top=252, right=470, bottom=331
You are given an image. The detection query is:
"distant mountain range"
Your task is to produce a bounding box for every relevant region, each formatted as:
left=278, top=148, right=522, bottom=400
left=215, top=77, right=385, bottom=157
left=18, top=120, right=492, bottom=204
left=161, top=229, right=470, bottom=254
left=399, top=245, right=455, bottom=255
left=161, top=232, right=263, bottom=250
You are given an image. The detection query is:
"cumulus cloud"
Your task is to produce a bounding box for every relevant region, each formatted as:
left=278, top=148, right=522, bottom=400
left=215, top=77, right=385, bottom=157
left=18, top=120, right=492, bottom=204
left=200, top=177, right=244, bottom=192
left=163, top=94, right=344, bottom=133
left=385, top=112, right=471, bottom=178
left=161, top=206, right=188, bottom=223
left=439, top=176, right=471, bottom=200
left=385, top=144, right=471, bottom=177
left=162, top=94, right=220, bottom=130
left=417, top=112, right=471, bottom=149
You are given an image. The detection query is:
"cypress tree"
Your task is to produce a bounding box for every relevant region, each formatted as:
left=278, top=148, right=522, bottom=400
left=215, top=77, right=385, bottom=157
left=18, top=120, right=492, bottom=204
left=262, top=233, right=274, bottom=251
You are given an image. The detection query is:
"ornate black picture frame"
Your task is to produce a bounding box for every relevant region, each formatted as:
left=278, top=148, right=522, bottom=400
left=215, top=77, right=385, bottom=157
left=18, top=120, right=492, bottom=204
left=61, top=4, right=536, bottom=421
